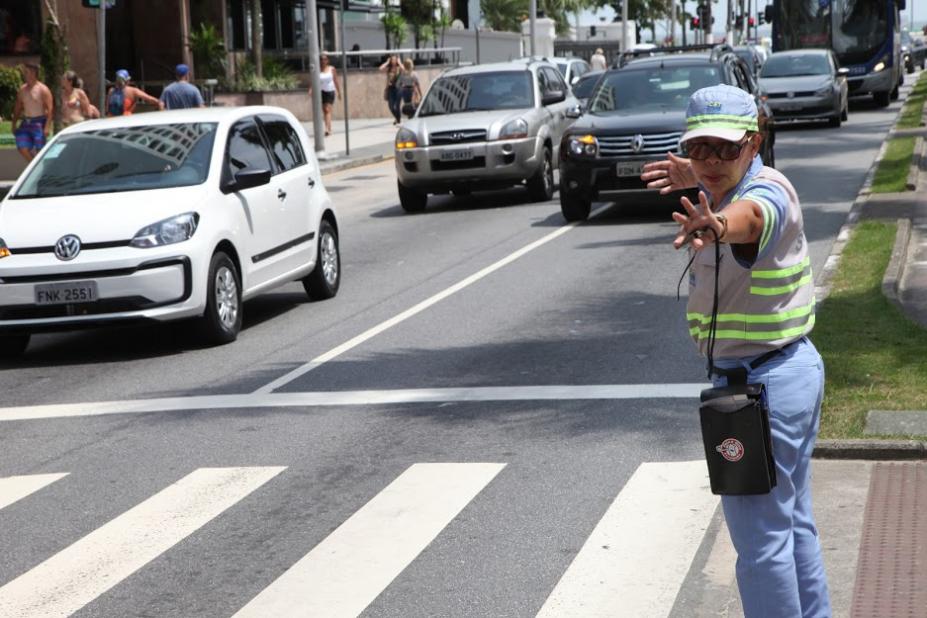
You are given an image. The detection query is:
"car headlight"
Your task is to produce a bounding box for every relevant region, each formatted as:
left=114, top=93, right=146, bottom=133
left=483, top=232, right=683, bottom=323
left=873, top=60, right=886, bottom=72
left=130, top=212, right=199, bottom=248
left=395, top=128, right=417, bottom=150
left=498, top=118, right=529, bottom=140
left=0, top=237, right=9, bottom=259
left=568, top=134, right=598, bottom=157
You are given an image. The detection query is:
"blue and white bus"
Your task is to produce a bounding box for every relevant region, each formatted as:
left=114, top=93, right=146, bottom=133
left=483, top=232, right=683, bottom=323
left=767, top=0, right=905, bottom=107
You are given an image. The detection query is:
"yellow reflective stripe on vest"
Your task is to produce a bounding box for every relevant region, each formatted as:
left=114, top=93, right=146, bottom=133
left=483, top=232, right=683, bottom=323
left=750, top=273, right=813, bottom=296
left=752, top=256, right=811, bottom=279
left=688, top=313, right=815, bottom=341
left=748, top=257, right=813, bottom=296
left=686, top=297, right=815, bottom=325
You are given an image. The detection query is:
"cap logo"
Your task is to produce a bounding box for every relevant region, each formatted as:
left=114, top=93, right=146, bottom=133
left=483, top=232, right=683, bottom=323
left=716, top=438, right=745, bottom=462
left=707, top=101, right=723, bottom=109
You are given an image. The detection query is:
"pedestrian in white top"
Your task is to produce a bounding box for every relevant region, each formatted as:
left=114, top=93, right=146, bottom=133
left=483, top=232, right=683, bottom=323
left=309, top=54, right=340, bottom=137
left=590, top=48, right=607, bottom=71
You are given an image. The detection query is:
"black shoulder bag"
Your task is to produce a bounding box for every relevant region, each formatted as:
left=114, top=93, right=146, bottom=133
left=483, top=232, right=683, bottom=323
left=686, top=230, right=777, bottom=495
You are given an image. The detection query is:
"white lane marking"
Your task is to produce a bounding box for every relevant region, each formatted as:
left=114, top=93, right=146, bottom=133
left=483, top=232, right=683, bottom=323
left=0, top=473, right=68, bottom=511
left=253, top=211, right=605, bottom=394
left=537, top=461, right=718, bottom=618
left=233, top=462, right=505, bottom=618
left=0, top=467, right=285, bottom=618
left=0, top=384, right=705, bottom=422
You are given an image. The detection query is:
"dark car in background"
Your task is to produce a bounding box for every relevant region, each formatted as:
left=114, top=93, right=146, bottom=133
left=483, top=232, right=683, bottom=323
left=733, top=45, right=764, bottom=78
left=759, top=49, right=849, bottom=128
left=558, top=46, right=776, bottom=221
left=902, top=31, right=927, bottom=73
left=570, top=69, right=605, bottom=107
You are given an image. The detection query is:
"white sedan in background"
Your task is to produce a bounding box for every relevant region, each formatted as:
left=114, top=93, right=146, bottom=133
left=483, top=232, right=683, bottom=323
left=0, top=106, right=341, bottom=355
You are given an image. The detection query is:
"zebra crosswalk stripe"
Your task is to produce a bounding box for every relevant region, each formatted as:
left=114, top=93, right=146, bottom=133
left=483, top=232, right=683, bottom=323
left=0, top=466, right=285, bottom=618
left=233, top=462, right=506, bottom=618
left=0, top=473, right=68, bottom=511
left=537, top=461, right=719, bottom=618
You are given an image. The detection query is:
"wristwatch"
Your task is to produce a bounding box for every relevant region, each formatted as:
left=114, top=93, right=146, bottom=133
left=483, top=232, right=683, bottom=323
left=715, top=213, right=728, bottom=241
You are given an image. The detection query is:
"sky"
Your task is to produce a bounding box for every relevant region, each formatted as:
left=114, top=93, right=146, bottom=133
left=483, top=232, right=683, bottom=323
left=578, top=1, right=925, bottom=43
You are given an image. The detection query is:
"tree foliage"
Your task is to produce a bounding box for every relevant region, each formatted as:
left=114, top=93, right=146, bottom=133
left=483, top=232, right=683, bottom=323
left=40, top=8, right=68, bottom=133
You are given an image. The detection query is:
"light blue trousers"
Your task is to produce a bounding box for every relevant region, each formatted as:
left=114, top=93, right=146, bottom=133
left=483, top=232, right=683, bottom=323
left=711, top=337, right=832, bottom=618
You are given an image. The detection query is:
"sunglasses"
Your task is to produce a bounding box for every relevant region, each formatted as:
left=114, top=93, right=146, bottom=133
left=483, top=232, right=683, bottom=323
left=685, top=138, right=751, bottom=161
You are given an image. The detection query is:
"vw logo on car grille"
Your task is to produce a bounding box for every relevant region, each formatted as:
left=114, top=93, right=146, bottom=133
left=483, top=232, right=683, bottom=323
left=451, top=132, right=463, bottom=141
left=787, top=92, right=795, bottom=99
left=54, top=235, right=82, bottom=261
left=630, top=134, right=646, bottom=153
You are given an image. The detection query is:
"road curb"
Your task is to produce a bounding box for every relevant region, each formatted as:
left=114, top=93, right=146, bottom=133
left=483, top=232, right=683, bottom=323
left=320, top=152, right=394, bottom=176
left=813, top=439, right=927, bottom=460
left=881, top=217, right=912, bottom=310
left=905, top=135, right=924, bottom=190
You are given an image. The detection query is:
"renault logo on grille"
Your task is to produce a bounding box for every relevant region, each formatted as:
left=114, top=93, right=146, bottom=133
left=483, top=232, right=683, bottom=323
left=54, top=235, right=82, bottom=261
left=630, top=134, right=645, bottom=153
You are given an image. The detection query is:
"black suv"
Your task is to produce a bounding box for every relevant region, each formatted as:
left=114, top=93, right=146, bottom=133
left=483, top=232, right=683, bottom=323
left=559, top=45, right=776, bottom=221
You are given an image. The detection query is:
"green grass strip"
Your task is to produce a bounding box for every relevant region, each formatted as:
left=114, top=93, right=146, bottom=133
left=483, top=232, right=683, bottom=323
left=813, top=220, right=927, bottom=438
left=898, top=70, right=927, bottom=129
left=871, top=136, right=915, bottom=193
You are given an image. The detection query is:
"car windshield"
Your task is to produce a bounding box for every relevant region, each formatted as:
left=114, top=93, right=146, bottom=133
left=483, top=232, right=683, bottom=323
left=557, top=63, right=568, bottom=76
left=418, top=71, right=535, bottom=116
left=572, top=74, right=600, bottom=99
left=12, top=122, right=217, bottom=198
left=734, top=50, right=756, bottom=69
left=588, top=66, right=721, bottom=113
left=761, top=54, right=830, bottom=77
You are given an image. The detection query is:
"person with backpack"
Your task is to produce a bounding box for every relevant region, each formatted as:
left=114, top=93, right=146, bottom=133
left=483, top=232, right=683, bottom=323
left=106, top=69, right=163, bottom=116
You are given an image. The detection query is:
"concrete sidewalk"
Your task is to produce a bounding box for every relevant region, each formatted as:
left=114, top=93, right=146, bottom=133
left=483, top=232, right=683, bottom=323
left=300, top=117, right=397, bottom=176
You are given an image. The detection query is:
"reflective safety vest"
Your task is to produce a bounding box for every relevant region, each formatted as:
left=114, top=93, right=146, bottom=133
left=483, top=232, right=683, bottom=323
left=686, top=165, right=814, bottom=358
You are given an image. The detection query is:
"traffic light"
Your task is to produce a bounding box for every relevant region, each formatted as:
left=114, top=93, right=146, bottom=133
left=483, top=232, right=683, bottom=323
left=691, top=17, right=700, bottom=30
left=758, top=11, right=765, bottom=25
left=748, top=16, right=755, bottom=27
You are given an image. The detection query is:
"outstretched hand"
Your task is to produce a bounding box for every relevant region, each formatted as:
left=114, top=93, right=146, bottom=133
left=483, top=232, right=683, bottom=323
left=672, top=190, right=723, bottom=250
left=640, top=152, right=698, bottom=194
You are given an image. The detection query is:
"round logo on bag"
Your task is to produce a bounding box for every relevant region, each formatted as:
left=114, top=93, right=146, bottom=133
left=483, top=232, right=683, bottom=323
left=716, top=438, right=745, bottom=462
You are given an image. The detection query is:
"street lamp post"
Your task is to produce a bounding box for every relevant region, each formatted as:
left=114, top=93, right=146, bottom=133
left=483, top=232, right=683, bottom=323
left=306, top=0, right=326, bottom=156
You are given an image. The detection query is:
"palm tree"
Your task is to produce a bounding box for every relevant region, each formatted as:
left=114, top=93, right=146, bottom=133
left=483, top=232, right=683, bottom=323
left=481, top=0, right=525, bottom=33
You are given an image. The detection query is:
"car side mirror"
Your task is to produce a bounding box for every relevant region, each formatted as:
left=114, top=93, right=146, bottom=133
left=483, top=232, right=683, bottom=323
left=226, top=168, right=271, bottom=192
left=565, top=104, right=584, bottom=119
left=542, top=90, right=566, bottom=106
left=837, top=67, right=850, bottom=77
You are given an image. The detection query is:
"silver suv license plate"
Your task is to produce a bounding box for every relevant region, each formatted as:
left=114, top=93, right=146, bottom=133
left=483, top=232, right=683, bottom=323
left=35, top=281, right=99, bottom=305
left=439, top=149, right=473, bottom=162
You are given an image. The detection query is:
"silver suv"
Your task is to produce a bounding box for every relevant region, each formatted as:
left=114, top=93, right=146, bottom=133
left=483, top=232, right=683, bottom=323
left=395, top=59, right=578, bottom=212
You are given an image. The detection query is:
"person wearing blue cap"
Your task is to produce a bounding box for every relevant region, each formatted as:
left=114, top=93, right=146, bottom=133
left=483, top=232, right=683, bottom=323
left=642, top=84, right=832, bottom=617
left=106, top=69, right=163, bottom=116
left=160, top=64, right=205, bottom=110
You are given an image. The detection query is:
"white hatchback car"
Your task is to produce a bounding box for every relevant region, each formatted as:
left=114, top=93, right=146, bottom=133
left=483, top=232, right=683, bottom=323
left=0, top=106, right=340, bottom=355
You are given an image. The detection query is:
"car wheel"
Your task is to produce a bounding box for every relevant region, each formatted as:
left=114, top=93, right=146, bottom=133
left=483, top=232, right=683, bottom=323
left=890, top=84, right=900, bottom=101
left=526, top=147, right=554, bottom=202
left=0, top=334, right=30, bottom=357
left=560, top=191, right=591, bottom=222
left=828, top=113, right=842, bottom=128
left=873, top=90, right=891, bottom=107
left=201, top=251, right=242, bottom=345
left=303, top=219, right=340, bottom=301
left=398, top=180, right=427, bottom=213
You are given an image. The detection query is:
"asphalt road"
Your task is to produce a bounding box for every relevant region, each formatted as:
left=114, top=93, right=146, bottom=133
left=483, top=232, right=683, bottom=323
left=0, top=82, right=909, bottom=617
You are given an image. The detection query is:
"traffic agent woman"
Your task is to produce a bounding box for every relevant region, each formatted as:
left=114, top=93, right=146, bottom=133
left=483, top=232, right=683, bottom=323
left=640, top=84, right=831, bottom=618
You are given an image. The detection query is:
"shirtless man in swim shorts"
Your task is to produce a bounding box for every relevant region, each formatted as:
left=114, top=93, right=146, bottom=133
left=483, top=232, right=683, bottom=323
left=11, top=63, right=53, bottom=162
